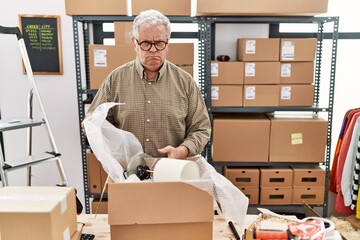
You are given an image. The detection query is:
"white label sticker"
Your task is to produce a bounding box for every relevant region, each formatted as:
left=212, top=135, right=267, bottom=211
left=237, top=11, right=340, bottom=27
left=281, top=63, right=292, bottom=77
left=211, top=86, right=219, bottom=100
left=291, top=133, right=303, bottom=145
left=281, top=41, right=295, bottom=60
left=245, top=63, right=256, bottom=77
left=245, top=40, right=256, bottom=54
left=211, top=63, right=219, bottom=77
left=245, top=86, right=256, bottom=100
left=281, top=86, right=292, bottom=100
left=63, top=227, right=70, bottom=240
left=94, top=49, right=107, bottom=67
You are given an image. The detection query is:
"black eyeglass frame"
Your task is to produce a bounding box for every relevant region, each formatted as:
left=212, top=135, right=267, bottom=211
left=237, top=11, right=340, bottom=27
left=134, top=38, right=169, bottom=51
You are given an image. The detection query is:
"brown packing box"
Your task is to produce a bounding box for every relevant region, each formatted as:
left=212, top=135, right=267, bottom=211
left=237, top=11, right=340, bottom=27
left=223, top=167, right=260, bottom=187
left=292, top=187, right=324, bottom=204
left=238, top=187, right=259, bottom=205
left=108, top=181, right=213, bottom=240
left=87, top=152, right=108, bottom=194
left=260, top=168, right=293, bottom=187
left=260, top=187, right=293, bottom=205
left=280, top=38, right=317, bottom=62
left=65, top=0, right=127, bottom=16
left=89, top=43, right=194, bottom=89
left=212, top=114, right=270, bottom=162
left=244, top=62, right=280, bottom=84
left=114, top=21, right=133, bottom=45
left=196, top=0, right=328, bottom=16
left=279, top=84, right=315, bottom=107
left=292, top=167, right=325, bottom=187
left=243, top=85, right=279, bottom=107
left=92, top=199, right=108, bottom=214
left=268, top=114, right=328, bottom=162
left=211, top=85, right=243, bottom=107
left=280, top=62, right=314, bottom=84
left=89, top=44, right=136, bottom=89
left=211, top=61, right=244, bottom=84
left=237, top=38, right=280, bottom=61
left=0, top=186, right=77, bottom=240
left=132, top=0, right=191, bottom=16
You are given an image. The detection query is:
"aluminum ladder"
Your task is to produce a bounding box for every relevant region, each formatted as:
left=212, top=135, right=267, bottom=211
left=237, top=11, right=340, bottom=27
left=0, top=26, right=68, bottom=187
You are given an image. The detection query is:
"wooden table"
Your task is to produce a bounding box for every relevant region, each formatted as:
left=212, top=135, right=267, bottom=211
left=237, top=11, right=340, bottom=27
left=77, top=214, right=257, bottom=240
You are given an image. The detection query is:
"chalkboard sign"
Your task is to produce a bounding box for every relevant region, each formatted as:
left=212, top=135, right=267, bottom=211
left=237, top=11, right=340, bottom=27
left=19, top=14, right=63, bottom=75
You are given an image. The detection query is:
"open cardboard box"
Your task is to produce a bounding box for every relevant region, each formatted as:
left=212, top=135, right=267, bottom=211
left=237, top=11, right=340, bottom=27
left=108, top=181, right=214, bottom=240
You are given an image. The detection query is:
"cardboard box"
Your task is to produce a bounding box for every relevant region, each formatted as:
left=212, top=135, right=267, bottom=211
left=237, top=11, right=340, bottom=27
left=179, top=65, right=194, bottom=76
left=223, top=167, right=260, bottom=187
left=211, top=61, right=244, bottom=85
left=292, top=167, right=325, bottom=187
left=89, top=43, right=194, bottom=89
left=280, top=62, right=314, bottom=84
left=211, top=85, right=243, bottom=107
left=132, top=0, right=191, bottom=16
left=0, top=186, right=77, bottom=240
left=212, top=114, right=270, bottom=162
left=238, top=187, right=259, bottom=205
left=92, top=199, right=108, bottom=214
left=114, top=21, right=133, bottom=45
left=260, top=168, right=293, bottom=187
left=268, top=114, right=328, bottom=162
left=280, top=38, right=317, bottom=62
left=260, top=187, right=292, bottom=205
left=237, top=38, right=280, bottom=61
left=89, top=44, right=136, bottom=89
left=65, top=0, right=127, bottom=16
left=244, top=62, right=280, bottom=84
left=87, top=152, right=108, bottom=194
left=243, top=85, right=279, bottom=107
left=292, top=187, right=324, bottom=204
left=279, top=84, right=314, bottom=107
left=196, top=0, right=328, bottom=16
left=108, top=181, right=213, bottom=240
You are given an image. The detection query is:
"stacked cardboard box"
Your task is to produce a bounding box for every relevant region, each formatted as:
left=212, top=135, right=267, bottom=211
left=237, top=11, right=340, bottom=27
left=0, top=187, right=78, bottom=240
left=224, top=167, right=260, bottom=204
left=260, top=168, right=293, bottom=205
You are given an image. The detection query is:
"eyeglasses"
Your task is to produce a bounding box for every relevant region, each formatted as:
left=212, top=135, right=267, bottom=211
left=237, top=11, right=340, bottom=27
left=135, top=38, right=168, bottom=51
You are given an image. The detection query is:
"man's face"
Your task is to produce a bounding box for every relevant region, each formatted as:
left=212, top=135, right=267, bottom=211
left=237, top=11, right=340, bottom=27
left=133, top=24, right=169, bottom=73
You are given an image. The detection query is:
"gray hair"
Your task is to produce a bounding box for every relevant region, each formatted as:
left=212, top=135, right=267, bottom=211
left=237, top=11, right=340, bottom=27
left=132, top=9, right=171, bottom=39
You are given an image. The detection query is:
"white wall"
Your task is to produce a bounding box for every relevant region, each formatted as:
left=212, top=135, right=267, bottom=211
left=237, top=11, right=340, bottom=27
left=0, top=0, right=84, bottom=204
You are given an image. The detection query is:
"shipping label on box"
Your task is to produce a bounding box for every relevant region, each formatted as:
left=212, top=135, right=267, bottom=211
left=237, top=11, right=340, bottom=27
left=244, top=62, right=280, bottom=84
left=243, top=85, right=279, bottom=107
left=280, top=62, right=314, bottom=84
left=237, top=38, right=280, bottom=61
left=211, top=61, right=244, bottom=84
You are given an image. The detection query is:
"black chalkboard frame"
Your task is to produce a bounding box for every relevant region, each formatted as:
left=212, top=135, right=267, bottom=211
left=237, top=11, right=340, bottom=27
left=18, top=14, right=63, bottom=75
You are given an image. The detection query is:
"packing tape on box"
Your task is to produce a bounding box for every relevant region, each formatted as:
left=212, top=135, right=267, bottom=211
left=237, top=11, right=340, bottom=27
left=153, top=158, right=200, bottom=182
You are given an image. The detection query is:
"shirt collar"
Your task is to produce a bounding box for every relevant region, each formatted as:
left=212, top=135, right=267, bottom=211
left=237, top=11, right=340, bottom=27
left=135, top=59, right=167, bottom=81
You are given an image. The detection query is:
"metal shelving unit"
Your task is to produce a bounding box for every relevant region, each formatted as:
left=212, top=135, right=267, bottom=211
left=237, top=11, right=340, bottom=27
left=71, top=15, right=338, bottom=215
left=205, top=16, right=339, bottom=217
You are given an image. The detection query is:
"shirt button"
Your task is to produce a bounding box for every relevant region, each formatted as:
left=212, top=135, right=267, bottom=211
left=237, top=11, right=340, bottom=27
left=146, top=138, right=150, bottom=142
left=147, top=100, right=151, bottom=104
left=146, top=119, right=150, bottom=123
left=148, top=82, right=152, bottom=85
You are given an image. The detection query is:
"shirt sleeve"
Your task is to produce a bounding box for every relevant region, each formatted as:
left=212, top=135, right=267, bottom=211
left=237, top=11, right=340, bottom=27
left=181, top=80, right=211, bottom=156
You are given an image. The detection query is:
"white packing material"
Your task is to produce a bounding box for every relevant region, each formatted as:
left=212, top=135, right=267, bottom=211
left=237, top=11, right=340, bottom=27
left=83, top=102, right=144, bottom=182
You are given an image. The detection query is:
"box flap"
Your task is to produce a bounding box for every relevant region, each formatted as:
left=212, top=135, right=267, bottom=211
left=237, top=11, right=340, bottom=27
left=108, top=181, right=213, bottom=225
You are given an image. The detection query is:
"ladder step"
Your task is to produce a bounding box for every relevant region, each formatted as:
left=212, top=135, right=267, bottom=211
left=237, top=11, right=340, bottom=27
left=2, top=152, right=61, bottom=172
left=0, top=118, right=45, bottom=131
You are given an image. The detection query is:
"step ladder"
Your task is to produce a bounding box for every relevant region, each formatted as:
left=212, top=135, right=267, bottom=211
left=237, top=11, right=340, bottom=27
left=0, top=26, right=68, bottom=187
